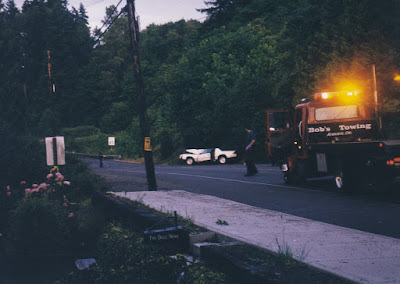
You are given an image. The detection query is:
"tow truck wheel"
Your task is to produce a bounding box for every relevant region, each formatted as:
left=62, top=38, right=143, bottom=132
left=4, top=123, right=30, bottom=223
left=364, top=173, right=395, bottom=192
left=186, top=157, right=194, bottom=165
left=218, top=155, right=227, bottom=164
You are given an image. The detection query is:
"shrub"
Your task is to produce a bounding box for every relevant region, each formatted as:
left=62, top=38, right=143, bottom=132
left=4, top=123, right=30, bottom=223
left=65, top=221, right=230, bottom=283
left=10, top=198, right=75, bottom=255
left=63, top=154, right=106, bottom=196
left=0, top=134, right=48, bottom=190
left=73, top=198, right=105, bottom=252
left=74, top=133, right=109, bottom=155
left=100, top=102, right=134, bottom=133
left=383, top=112, right=400, bottom=139
left=112, top=130, right=142, bottom=159
left=181, top=264, right=228, bottom=284
left=70, top=222, right=187, bottom=283
left=61, top=125, right=101, bottom=137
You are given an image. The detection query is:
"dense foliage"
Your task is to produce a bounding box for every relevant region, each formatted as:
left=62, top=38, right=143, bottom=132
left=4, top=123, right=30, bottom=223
left=1, top=0, right=400, bottom=168
left=64, top=221, right=230, bottom=283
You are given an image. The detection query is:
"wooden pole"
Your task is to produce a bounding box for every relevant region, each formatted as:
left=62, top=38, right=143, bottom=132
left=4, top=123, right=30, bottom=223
left=48, top=50, right=56, bottom=136
left=372, top=64, right=382, bottom=130
left=126, top=0, right=157, bottom=191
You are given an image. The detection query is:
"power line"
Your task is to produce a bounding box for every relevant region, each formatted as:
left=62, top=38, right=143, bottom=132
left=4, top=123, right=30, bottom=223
left=94, top=8, right=125, bottom=45
left=86, top=0, right=107, bottom=8
left=95, top=0, right=124, bottom=33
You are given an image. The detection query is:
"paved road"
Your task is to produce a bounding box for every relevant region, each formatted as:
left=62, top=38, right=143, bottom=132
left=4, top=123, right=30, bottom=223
left=85, top=158, right=400, bottom=239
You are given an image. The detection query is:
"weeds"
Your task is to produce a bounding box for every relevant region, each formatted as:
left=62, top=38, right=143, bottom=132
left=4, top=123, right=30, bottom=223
left=275, top=237, right=309, bottom=265
left=276, top=238, right=294, bottom=265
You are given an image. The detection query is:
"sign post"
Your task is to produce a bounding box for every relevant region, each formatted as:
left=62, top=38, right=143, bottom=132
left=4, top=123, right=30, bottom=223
left=45, top=136, right=65, bottom=166
left=108, top=137, right=115, bottom=151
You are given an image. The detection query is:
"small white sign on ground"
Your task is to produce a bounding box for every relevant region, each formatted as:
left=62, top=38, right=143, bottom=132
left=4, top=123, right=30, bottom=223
left=45, top=136, right=65, bottom=166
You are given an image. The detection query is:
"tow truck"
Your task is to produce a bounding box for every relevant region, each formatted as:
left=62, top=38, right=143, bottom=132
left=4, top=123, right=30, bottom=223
left=265, top=90, right=400, bottom=191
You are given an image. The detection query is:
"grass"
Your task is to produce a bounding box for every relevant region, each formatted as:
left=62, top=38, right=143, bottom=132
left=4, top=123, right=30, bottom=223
left=276, top=238, right=294, bottom=265
left=276, top=237, right=310, bottom=264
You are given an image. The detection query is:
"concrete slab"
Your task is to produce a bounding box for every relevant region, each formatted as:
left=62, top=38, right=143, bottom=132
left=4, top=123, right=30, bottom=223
left=114, top=190, right=400, bottom=284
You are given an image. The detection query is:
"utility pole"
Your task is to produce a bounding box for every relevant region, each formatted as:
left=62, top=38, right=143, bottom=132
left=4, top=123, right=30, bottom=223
left=48, top=50, right=59, bottom=165
left=48, top=50, right=56, bottom=136
left=23, top=62, right=30, bottom=136
left=372, top=64, right=382, bottom=131
left=126, top=0, right=157, bottom=191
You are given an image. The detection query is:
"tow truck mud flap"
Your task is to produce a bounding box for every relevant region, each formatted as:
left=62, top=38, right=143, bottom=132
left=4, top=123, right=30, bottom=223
left=316, top=153, right=328, bottom=172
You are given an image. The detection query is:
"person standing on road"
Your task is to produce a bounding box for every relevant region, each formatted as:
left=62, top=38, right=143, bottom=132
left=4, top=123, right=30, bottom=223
left=245, top=127, right=258, bottom=176
left=99, top=151, right=104, bottom=168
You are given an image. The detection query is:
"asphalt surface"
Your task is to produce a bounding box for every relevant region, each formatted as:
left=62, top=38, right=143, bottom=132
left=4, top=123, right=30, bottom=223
left=85, top=158, right=400, bottom=239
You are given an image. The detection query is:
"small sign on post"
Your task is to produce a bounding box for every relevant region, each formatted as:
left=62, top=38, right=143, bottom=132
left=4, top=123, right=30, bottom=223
left=45, top=136, right=65, bottom=166
left=144, top=226, right=183, bottom=243
left=108, top=137, right=115, bottom=146
left=144, top=137, right=152, bottom=151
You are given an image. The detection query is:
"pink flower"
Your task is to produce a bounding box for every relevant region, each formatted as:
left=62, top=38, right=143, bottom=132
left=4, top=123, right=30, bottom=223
left=55, top=176, right=64, bottom=182
left=68, top=213, right=74, bottom=218
left=25, top=188, right=31, bottom=193
left=32, top=188, right=39, bottom=193
left=62, top=202, right=68, bottom=207
left=47, top=173, right=53, bottom=179
left=55, top=173, right=64, bottom=182
left=6, top=186, right=10, bottom=191
left=32, top=184, right=38, bottom=188
left=7, top=192, right=11, bottom=197
left=20, top=181, right=26, bottom=185
left=39, top=183, right=47, bottom=189
left=63, top=181, right=71, bottom=186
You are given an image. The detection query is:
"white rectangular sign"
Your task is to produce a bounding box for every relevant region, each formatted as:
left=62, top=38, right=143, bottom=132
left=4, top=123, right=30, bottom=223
left=108, top=137, right=115, bottom=146
left=45, top=136, right=66, bottom=166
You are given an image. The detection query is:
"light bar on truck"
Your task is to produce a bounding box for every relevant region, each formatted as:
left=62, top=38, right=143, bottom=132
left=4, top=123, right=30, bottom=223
left=314, top=91, right=359, bottom=100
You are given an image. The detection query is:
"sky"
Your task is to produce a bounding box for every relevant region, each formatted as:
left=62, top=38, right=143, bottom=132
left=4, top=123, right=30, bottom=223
left=13, top=0, right=209, bottom=31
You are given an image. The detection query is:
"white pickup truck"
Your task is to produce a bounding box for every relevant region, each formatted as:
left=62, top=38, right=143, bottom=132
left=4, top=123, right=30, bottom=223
left=179, top=148, right=237, bottom=165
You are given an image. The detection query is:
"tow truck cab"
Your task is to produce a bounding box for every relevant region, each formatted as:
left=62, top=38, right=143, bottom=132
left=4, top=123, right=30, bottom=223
left=266, top=91, right=400, bottom=190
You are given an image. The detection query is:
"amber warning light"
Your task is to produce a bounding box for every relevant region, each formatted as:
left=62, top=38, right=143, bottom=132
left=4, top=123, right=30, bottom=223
left=314, top=91, right=359, bottom=100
